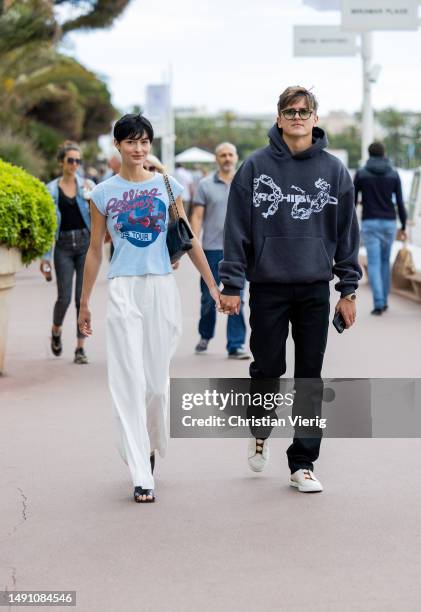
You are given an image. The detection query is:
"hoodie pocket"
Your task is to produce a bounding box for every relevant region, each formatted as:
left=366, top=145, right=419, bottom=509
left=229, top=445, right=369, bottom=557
left=255, top=236, right=332, bottom=283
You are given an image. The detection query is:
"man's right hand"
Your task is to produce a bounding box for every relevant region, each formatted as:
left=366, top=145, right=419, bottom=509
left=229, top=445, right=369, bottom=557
left=220, top=294, right=241, bottom=315
left=397, top=229, right=407, bottom=242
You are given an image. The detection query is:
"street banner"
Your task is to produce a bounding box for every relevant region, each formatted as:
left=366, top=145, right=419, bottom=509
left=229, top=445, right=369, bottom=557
left=341, top=0, right=419, bottom=31
left=294, top=25, right=357, bottom=56
left=144, top=84, right=170, bottom=138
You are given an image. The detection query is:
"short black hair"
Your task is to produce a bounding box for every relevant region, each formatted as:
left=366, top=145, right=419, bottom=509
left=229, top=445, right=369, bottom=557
left=368, top=142, right=386, bottom=157
left=113, top=114, right=154, bottom=144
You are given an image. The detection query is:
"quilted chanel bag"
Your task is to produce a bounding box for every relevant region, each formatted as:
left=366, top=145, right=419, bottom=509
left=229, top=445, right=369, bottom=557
left=163, top=173, right=193, bottom=263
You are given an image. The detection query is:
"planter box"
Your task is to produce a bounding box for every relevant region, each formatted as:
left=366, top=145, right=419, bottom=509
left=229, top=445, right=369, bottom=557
left=0, top=246, right=22, bottom=374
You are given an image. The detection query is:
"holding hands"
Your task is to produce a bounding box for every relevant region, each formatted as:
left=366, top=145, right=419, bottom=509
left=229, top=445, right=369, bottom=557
left=207, top=284, right=240, bottom=315
left=219, top=294, right=241, bottom=316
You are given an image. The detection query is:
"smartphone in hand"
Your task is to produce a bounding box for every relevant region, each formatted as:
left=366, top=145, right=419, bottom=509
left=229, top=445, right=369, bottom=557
left=333, top=311, right=346, bottom=334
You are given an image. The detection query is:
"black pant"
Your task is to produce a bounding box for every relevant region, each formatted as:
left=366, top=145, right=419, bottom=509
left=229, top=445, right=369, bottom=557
left=53, top=229, right=90, bottom=339
left=248, top=281, right=330, bottom=473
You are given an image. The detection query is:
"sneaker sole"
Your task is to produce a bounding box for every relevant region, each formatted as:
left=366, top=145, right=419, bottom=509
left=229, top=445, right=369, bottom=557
left=248, top=447, right=269, bottom=473
left=290, top=481, right=323, bottom=493
left=248, top=460, right=266, bottom=473
left=228, top=355, right=250, bottom=360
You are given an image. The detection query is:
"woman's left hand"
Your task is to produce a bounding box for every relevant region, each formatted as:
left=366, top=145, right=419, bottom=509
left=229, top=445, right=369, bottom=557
left=209, top=285, right=222, bottom=311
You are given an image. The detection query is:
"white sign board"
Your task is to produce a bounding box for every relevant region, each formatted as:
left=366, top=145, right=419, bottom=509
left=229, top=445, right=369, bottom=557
left=294, top=25, right=357, bottom=56
left=341, top=0, right=419, bottom=31
left=303, top=0, right=341, bottom=9
left=144, top=84, right=171, bottom=138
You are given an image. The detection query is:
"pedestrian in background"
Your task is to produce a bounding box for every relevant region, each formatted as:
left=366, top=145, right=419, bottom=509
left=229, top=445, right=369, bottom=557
left=190, top=143, right=249, bottom=359
left=143, top=153, right=164, bottom=174
left=100, top=152, right=121, bottom=182
left=40, top=141, right=94, bottom=364
left=354, top=142, right=408, bottom=315
left=174, top=162, right=194, bottom=217
left=191, top=163, right=205, bottom=191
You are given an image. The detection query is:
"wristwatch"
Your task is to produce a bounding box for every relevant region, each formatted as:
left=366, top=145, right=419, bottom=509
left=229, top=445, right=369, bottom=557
left=343, top=292, right=356, bottom=302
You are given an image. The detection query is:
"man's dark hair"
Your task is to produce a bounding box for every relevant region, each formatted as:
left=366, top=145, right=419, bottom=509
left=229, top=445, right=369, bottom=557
left=113, top=114, right=154, bottom=144
left=277, top=86, right=318, bottom=115
left=368, top=142, right=386, bottom=158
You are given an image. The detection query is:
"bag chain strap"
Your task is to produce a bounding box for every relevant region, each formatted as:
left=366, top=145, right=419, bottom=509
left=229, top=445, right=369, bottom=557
left=163, top=174, right=180, bottom=222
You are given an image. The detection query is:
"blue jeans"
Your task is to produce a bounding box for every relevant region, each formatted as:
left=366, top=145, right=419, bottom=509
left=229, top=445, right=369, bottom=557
left=361, top=219, right=396, bottom=309
left=199, top=250, right=246, bottom=353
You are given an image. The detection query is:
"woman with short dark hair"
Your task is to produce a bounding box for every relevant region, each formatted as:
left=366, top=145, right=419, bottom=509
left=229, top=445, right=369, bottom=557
left=78, top=114, right=220, bottom=504
left=41, top=141, right=94, bottom=364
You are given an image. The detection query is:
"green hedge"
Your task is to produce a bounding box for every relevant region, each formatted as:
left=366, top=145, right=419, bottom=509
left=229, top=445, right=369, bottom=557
left=0, top=158, right=56, bottom=264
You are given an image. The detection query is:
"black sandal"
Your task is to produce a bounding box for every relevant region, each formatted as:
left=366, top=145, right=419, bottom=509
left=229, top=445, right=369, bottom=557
left=133, top=486, right=155, bottom=503
left=51, top=331, right=62, bottom=356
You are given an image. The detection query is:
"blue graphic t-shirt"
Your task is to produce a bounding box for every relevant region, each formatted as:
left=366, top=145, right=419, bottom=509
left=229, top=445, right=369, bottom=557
left=90, top=173, right=183, bottom=279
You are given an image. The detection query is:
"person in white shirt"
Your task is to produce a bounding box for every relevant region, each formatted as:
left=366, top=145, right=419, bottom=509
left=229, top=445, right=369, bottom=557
left=174, top=163, right=194, bottom=217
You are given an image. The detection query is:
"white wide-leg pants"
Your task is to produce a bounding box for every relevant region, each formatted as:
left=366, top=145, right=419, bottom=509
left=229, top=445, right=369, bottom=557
left=106, top=274, right=182, bottom=489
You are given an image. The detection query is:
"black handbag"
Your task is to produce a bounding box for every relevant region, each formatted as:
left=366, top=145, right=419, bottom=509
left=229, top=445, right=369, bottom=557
left=163, top=173, right=193, bottom=263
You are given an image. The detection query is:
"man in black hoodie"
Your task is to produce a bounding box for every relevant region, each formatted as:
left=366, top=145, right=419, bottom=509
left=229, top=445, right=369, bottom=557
left=219, top=86, right=362, bottom=493
left=354, top=142, right=407, bottom=315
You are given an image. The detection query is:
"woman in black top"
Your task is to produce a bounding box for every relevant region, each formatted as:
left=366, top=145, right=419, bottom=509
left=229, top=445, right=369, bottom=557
left=41, top=142, right=93, bottom=364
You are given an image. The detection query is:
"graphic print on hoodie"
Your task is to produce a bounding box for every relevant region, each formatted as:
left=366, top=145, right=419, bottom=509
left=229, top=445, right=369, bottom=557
left=219, top=125, right=362, bottom=296
left=253, top=174, right=338, bottom=220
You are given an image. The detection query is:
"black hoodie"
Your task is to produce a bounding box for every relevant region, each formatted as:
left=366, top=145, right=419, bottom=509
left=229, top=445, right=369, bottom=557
left=354, top=156, right=407, bottom=229
left=219, top=125, right=362, bottom=297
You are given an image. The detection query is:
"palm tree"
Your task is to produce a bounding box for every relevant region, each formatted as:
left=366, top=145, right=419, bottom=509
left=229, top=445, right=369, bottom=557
left=54, top=0, right=131, bottom=33
left=0, top=0, right=124, bottom=175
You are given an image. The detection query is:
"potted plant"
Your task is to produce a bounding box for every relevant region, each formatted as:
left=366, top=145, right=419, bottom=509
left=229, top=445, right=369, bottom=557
left=0, top=159, right=56, bottom=373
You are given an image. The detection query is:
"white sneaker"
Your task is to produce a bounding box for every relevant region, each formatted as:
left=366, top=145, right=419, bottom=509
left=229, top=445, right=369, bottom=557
left=247, top=438, right=269, bottom=472
left=290, top=469, right=323, bottom=493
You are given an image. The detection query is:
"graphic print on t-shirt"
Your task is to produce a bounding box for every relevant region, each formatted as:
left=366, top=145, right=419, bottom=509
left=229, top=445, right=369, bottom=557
left=105, top=187, right=166, bottom=248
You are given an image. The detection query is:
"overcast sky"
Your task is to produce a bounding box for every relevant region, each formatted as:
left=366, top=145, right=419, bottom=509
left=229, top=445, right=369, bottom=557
left=62, top=0, right=421, bottom=117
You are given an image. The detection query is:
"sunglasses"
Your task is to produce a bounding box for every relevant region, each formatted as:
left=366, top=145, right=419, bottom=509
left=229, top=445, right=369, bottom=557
left=144, top=165, right=156, bottom=171
left=65, top=157, right=82, bottom=165
left=281, top=108, right=313, bottom=120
